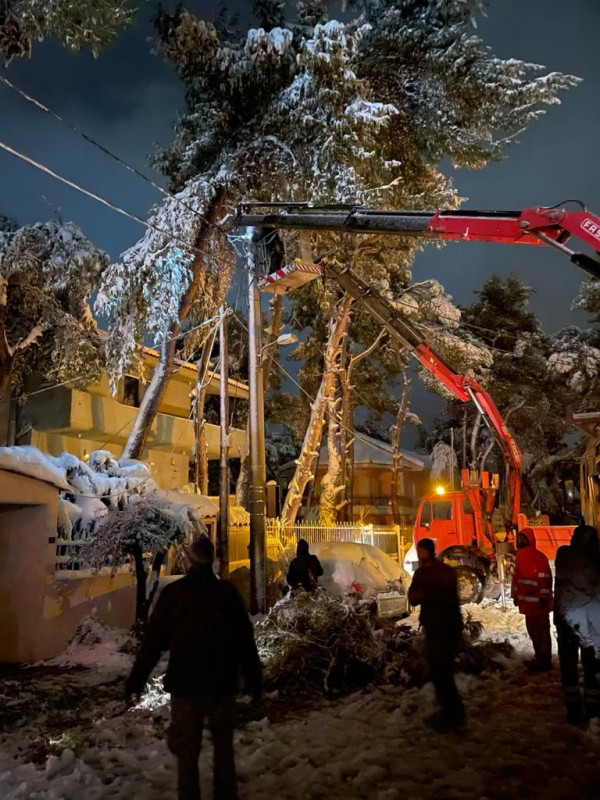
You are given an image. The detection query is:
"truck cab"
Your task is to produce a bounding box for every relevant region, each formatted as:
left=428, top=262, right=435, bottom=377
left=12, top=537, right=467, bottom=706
left=414, top=491, right=481, bottom=556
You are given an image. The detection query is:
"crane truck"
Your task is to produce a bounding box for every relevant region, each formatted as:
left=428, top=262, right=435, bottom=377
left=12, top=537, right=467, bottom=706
left=235, top=201, right=600, bottom=600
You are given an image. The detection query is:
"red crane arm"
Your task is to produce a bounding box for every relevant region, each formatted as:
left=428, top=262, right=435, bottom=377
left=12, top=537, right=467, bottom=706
left=237, top=203, right=600, bottom=278
left=325, top=262, right=524, bottom=524
left=413, top=344, right=522, bottom=525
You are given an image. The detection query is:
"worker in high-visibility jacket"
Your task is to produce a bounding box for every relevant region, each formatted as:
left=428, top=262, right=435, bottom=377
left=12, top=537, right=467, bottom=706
left=511, top=527, right=553, bottom=671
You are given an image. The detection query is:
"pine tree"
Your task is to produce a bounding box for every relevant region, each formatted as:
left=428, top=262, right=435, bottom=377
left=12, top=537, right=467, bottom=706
left=0, top=219, right=107, bottom=403
left=551, top=278, right=600, bottom=401
left=422, top=274, right=584, bottom=518
left=103, top=0, right=577, bottom=512
left=0, top=0, right=133, bottom=64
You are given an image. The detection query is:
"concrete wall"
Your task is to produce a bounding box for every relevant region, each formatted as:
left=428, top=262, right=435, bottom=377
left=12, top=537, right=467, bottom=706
left=0, top=469, right=138, bottom=663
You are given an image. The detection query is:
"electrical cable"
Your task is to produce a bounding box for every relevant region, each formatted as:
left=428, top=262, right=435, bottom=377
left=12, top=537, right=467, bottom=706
left=0, top=71, right=221, bottom=231
left=0, top=314, right=223, bottom=407
left=0, top=139, right=261, bottom=281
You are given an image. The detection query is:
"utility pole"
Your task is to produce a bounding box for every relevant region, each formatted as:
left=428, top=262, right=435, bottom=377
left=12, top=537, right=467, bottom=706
left=247, top=230, right=267, bottom=614
left=217, top=305, right=230, bottom=580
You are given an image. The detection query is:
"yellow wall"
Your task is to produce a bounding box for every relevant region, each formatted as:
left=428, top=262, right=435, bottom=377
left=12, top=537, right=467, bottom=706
left=21, top=383, right=245, bottom=490
left=0, top=469, right=138, bottom=662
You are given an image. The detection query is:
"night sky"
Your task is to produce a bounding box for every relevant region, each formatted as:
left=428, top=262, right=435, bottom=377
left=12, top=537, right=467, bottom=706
left=1, top=0, right=598, bottom=437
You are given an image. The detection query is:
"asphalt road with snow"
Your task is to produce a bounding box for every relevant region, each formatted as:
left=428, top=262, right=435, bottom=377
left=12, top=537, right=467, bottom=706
left=1, top=603, right=599, bottom=799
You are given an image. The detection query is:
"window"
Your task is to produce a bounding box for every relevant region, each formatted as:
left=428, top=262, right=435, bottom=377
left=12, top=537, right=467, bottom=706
left=420, top=501, right=432, bottom=526
left=462, top=498, right=474, bottom=515
left=121, top=376, right=140, bottom=408
left=433, top=500, right=453, bottom=521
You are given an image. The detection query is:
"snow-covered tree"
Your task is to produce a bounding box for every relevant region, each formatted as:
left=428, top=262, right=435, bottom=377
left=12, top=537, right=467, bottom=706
left=551, top=278, right=600, bottom=400
left=85, top=493, right=191, bottom=633
left=0, top=0, right=133, bottom=64
left=103, top=0, right=577, bottom=517
left=421, top=274, right=584, bottom=518
left=0, top=219, right=108, bottom=402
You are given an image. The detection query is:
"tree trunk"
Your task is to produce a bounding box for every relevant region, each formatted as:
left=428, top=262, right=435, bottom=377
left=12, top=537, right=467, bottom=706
left=123, top=331, right=178, bottom=460
left=0, top=366, right=11, bottom=402
left=338, top=376, right=354, bottom=522
left=0, top=276, right=15, bottom=401
left=319, top=389, right=344, bottom=524
left=337, top=327, right=385, bottom=521
left=470, top=411, right=482, bottom=468
left=280, top=293, right=353, bottom=526
left=123, top=188, right=227, bottom=460
left=236, top=293, right=284, bottom=508
left=391, top=359, right=411, bottom=525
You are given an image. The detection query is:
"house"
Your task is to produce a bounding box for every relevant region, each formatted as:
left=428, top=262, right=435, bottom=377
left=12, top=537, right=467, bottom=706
left=280, top=433, right=430, bottom=525
left=0, top=346, right=249, bottom=490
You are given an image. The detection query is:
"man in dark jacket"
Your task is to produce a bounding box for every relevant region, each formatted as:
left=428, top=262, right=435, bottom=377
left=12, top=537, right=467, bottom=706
left=126, top=536, right=262, bottom=800
left=286, top=538, right=323, bottom=592
left=554, top=524, right=600, bottom=725
left=511, top=527, right=553, bottom=671
left=408, top=537, right=465, bottom=730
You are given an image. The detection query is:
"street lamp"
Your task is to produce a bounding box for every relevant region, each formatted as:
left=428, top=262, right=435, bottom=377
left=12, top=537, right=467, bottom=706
left=261, top=332, right=299, bottom=354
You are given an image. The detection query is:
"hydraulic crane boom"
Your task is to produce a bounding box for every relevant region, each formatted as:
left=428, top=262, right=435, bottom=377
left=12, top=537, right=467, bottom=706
left=324, top=261, right=523, bottom=526
left=237, top=202, right=600, bottom=279
left=235, top=198, right=600, bottom=528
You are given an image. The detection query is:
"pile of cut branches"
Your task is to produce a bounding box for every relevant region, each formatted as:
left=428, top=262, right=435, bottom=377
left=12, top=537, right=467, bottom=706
left=255, top=592, right=515, bottom=698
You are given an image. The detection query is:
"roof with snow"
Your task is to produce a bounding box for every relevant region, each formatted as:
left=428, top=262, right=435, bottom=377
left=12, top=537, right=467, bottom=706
left=320, top=435, right=427, bottom=470
left=280, top=434, right=428, bottom=473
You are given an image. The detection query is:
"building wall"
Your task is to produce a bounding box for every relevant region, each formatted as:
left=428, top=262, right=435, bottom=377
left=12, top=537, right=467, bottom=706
left=15, top=378, right=245, bottom=490
left=312, top=463, right=429, bottom=524
left=0, top=469, right=139, bottom=663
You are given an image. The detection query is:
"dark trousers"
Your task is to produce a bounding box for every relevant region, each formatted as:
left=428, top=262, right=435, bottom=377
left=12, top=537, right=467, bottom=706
left=168, top=695, right=237, bottom=800
left=556, top=620, right=600, bottom=720
left=525, top=614, right=552, bottom=668
left=425, top=630, right=465, bottom=723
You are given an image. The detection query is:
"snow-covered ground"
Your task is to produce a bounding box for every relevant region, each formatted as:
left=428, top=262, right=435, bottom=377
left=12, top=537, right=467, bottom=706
left=1, top=602, right=599, bottom=800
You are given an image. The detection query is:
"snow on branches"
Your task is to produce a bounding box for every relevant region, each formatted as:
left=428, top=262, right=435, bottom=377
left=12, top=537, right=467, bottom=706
left=548, top=326, right=600, bottom=395
left=0, top=0, right=133, bottom=64
left=83, top=493, right=189, bottom=575
left=0, top=220, right=107, bottom=396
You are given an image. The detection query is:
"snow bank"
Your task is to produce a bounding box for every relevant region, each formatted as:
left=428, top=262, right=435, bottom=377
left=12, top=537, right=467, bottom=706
left=44, top=617, right=134, bottom=671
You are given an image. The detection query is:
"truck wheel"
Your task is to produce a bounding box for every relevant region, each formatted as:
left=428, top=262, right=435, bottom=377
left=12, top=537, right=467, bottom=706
left=455, top=566, right=484, bottom=605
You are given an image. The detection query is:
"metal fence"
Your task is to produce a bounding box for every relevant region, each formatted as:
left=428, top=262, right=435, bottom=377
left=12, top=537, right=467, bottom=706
left=266, top=520, right=414, bottom=563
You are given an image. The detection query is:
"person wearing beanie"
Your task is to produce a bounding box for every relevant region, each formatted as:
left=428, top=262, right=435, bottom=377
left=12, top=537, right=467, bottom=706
left=126, top=535, right=262, bottom=800
left=408, top=537, right=465, bottom=730
left=511, top=527, right=553, bottom=672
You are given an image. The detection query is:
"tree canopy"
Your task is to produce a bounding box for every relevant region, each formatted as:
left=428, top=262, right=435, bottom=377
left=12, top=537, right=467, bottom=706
left=0, top=219, right=108, bottom=399
left=0, top=0, right=134, bottom=64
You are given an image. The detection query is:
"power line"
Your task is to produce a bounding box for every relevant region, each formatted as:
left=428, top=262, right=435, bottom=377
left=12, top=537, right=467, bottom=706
left=0, top=315, right=223, bottom=407
left=0, top=139, right=259, bottom=282
left=0, top=71, right=219, bottom=232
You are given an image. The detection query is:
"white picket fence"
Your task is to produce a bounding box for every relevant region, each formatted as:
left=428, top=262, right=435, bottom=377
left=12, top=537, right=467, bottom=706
left=266, top=520, right=413, bottom=563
